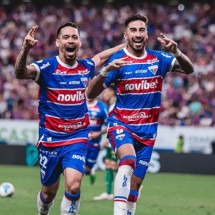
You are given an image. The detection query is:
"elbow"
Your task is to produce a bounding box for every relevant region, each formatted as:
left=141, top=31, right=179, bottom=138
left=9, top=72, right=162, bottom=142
left=187, top=65, right=195, bottom=74
left=14, top=70, right=23, bottom=79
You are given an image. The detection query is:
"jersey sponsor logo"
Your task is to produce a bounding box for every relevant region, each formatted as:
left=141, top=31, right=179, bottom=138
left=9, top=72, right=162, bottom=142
left=72, top=154, right=85, bottom=162
left=59, top=82, right=67, bottom=85
left=78, top=69, right=89, bottom=75
left=58, top=121, right=85, bottom=131
left=125, top=71, right=132, bottom=75
left=115, top=108, right=160, bottom=124
left=161, top=52, right=172, bottom=58
left=55, top=69, right=68, bottom=74
left=45, top=114, right=89, bottom=133
left=40, top=62, right=50, bottom=70
left=69, top=81, right=81, bottom=85
left=135, top=69, right=147, bottom=74
left=47, top=89, right=85, bottom=105
left=57, top=91, right=84, bottom=102
left=125, top=79, right=158, bottom=91
left=139, top=160, right=149, bottom=166
left=118, top=77, right=162, bottom=94
left=123, top=112, right=151, bottom=121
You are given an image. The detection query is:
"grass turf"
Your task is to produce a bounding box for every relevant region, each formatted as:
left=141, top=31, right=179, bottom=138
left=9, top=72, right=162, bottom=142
left=0, top=165, right=214, bottom=215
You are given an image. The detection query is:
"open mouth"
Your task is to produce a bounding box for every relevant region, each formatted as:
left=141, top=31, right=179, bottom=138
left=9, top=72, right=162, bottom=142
left=66, top=47, right=76, bottom=52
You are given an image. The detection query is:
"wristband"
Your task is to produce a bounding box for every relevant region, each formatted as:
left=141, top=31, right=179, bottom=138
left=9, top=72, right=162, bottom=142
left=172, top=49, right=182, bottom=57
left=100, top=67, right=108, bottom=77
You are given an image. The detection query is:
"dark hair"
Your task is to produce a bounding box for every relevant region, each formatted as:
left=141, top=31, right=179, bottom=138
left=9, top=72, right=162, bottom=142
left=56, top=22, right=80, bottom=38
left=124, top=14, right=148, bottom=28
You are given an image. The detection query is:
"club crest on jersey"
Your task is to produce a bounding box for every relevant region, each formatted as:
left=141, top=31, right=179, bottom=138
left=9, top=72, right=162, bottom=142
left=116, top=134, right=125, bottom=140
left=81, top=77, right=88, bottom=87
left=148, top=65, right=158, bottom=75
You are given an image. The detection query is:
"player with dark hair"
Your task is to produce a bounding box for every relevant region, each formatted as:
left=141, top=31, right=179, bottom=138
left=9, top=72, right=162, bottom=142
left=86, top=14, right=194, bottom=215
left=14, top=22, right=124, bottom=215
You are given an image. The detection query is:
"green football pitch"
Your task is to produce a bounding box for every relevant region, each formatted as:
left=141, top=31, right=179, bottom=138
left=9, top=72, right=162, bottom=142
left=0, top=165, right=214, bottom=215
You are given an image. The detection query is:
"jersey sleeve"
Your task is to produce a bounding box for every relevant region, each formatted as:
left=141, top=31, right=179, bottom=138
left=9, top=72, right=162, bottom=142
left=30, top=58, right=58, bottom=84
left=157, top=51, right=176, bottom=76
left=80, top=58, right=95, bottom=78
left=103, top=52, right=123, bottom=88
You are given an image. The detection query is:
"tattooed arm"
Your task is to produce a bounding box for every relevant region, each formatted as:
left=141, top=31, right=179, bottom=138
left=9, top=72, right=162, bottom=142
left=15, top=26, right=39, bottom=79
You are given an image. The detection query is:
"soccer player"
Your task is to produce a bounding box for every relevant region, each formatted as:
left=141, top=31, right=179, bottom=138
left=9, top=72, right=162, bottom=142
left=85, top=97, right=108, bottom=185
left=93, top=87, right=118, bottom=200
left=14, top=22, right=124, bottom=215
left=86, top=14, right=194, bottom=215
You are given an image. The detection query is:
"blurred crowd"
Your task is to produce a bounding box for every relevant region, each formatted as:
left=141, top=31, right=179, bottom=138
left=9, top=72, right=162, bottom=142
left=0, top=2, right=214, bottom=126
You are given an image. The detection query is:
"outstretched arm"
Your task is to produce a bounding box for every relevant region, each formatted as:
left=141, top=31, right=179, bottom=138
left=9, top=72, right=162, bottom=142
left=92, top=43, right=125, bottom=68
left=157, top=33, right=194, bottom=74
left=86, top=57, right=127, bottom=99
left=15, top=25, right=39, bottom=79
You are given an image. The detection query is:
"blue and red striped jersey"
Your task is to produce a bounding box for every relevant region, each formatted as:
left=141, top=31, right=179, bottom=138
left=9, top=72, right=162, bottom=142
left=104, top=48, right=175, bottom=146
left=32, top=56, right=95, bottom=147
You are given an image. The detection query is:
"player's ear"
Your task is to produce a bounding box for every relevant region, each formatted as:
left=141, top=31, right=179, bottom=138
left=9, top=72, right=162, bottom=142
left=79, top=39, right=82, bottom=48
left=56, top=39, right=59, bottom=48
left=124, top=32, right=127, bottom=40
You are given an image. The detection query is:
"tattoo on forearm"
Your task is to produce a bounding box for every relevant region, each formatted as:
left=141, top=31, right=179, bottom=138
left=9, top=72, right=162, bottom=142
left=15, top=49, right=28, bottom=78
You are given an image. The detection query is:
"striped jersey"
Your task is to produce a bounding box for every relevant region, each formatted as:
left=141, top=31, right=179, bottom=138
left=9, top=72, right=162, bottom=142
left=104, top=48, right=176, bottom=146
left=32, top=56, right=95, bottom=147
left=87, top=100, right=108, bottom=148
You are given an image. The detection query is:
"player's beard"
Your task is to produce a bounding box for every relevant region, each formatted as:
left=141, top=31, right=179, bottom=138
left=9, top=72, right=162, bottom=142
left=127, top=38, right=146, bottom=55
left=64, top=49, right=77, bottom=64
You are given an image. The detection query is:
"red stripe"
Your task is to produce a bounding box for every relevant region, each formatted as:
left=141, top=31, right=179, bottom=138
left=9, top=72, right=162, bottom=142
left=45, top=114, right=89, bottom=133
left=114, top=108, right=160, bottom=125
left=38, top=138, right=88, bottom=148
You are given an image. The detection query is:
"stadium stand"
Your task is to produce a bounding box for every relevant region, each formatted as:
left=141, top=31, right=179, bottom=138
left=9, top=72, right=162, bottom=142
left=0, top=1, right=214, bottom=126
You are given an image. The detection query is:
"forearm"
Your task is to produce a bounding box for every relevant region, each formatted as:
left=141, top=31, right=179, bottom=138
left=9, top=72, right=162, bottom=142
left=172, top=49, right=194, bottom=74
left=15, top=48, right=29, bottom=79
left=93, top=43, right=125, bottom=67
left=86, top=74, right=106, bottom=99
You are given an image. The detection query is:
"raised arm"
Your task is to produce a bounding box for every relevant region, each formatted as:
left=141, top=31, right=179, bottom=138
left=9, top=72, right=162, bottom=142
left=86, top=57, right=127, bottom=99
left=15, top=25, right=39, bottom=79
left=92, top=43, right=125, bottom=68
left=157, top=33, right=194, bottom=74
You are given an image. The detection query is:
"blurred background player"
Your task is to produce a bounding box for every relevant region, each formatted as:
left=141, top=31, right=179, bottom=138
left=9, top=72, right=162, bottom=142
left=93, top=87, right=118, bottom=200
left=14, top=22, right=124, bottom=215
left=85, top=97, right=108, bottom=185
left=86, top=14, right=194, bottom=215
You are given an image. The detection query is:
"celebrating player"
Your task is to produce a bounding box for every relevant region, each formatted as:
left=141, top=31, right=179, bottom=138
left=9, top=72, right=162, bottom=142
left=14, top=22, right=124, bottom=215
left=86, top=14, right=194, bottom=215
